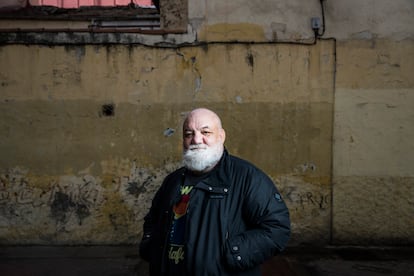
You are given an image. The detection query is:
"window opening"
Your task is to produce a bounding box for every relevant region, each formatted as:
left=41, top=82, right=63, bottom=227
left=30, top=1, right=155, bottom=9
left=0, top=0, right=188, bottom=38
left=0, top=0, right=161, bottom=31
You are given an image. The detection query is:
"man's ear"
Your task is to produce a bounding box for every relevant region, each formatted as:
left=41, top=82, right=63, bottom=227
left=220, top=128, right=226, bottom=143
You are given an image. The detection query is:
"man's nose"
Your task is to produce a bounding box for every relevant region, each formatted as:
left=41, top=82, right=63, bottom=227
left=192, top=132, right=203, bottom=144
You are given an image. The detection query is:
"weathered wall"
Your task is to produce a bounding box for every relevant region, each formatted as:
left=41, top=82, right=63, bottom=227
left=0, top=42, right=334, bottom=245
left=333, top=40, right=414, bottom=244
left=0, top=0, right=413, bottom=246
left=326, top=0, right=414, bottom=245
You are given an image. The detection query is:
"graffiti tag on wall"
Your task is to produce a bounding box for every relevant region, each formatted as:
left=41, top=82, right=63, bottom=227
left=0, top=168, right=105, bottom=231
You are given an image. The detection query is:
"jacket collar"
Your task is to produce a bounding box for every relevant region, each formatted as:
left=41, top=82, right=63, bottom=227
left=199, top=148, right=231, bottom=188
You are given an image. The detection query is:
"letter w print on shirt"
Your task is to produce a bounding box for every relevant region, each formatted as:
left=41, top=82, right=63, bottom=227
left=173, top=185, right=193, bottom=219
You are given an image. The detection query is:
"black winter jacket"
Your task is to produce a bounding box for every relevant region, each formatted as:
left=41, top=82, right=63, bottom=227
left=140, top=150, right=290, bottom=275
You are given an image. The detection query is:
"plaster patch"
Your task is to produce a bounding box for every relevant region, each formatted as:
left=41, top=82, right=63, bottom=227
left=350, top=30, right=377, bottom=40
left=269, top=22, right=287, bottom=41
left=195, top=76, right=202, bottom=92
left=198, top=23, right=266, bottom=42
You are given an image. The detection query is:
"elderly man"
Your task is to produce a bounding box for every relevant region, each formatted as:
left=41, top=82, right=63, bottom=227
left=140, top=108, right=290, bottom=275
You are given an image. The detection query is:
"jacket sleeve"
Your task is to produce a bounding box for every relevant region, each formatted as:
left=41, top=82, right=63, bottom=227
left=139, top=192, right=159, bottom=262
left=139, top=171, right=181, bottom=262
left=224, top=170, right=290, bottom=271
left=139, top=178, right=167, bottom=262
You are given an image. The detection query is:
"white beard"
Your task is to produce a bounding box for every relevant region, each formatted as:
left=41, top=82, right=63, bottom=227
left=182, top=143, right=223, bottom=172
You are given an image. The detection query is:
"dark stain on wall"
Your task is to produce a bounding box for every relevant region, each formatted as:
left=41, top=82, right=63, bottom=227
left=246, top=51, right=254, bottom=69
left=64, top=45, right=86, bottom=62
left=75, top=203, right=91, bottom=225
left=127, top=181, right=147, bottom=197
left=50, top=192, right=75, bottom=223
left=50, top=191, right=91, bottom=225
left=100, top=103, right=115, bottom=117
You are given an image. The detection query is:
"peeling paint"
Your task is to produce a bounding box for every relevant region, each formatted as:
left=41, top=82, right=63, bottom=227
left=163, top=128, right=175, bottom=137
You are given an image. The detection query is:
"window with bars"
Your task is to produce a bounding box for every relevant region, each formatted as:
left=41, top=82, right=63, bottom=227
left=1, top=0, right=158, bottom=9
left=0, top=0, right=165, bottom=32
left=30, top=1, right=155, bottom=9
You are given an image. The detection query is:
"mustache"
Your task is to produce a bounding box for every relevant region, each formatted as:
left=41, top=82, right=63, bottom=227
left=187, top=144, right=207, bottom=150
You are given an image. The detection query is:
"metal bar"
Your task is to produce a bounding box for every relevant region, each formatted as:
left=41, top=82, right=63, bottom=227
left=0, top=28, right=186, bottom=34
left=94, top=20, right=159, bottom=27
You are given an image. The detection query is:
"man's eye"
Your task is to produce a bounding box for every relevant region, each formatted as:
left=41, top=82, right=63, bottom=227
left=201, top=131, right=212, bottom=136
left=184, top=132, right=193, bottom=138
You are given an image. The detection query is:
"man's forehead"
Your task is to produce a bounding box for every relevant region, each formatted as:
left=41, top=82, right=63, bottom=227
left=184, top=124, right=212, bottom=130
left=183, top=108, right=222, bottom=129
left=184, top=115, right=218, bottom=129
left=184, top=118, right=215, bottom=129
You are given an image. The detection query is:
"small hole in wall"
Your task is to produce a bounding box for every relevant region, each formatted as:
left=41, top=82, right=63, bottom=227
left=101, top=104, right=115, bottom=117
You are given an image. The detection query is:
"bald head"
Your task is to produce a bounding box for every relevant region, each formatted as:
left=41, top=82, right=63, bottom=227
left=183, top=108, right=223, bottom=131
